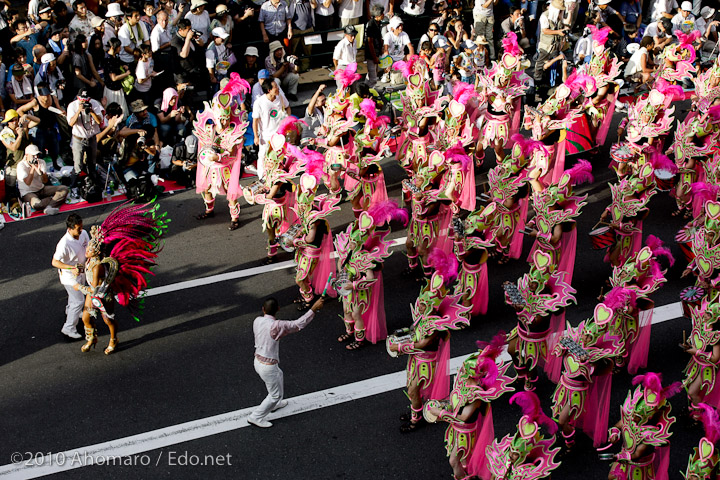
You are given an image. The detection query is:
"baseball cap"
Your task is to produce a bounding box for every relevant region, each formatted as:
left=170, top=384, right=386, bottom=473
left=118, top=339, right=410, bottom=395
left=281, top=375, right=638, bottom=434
left=41, top=53, right=56, bottom=64
left=211, top=27, right=229, bottom=39
left=258, top=69, right=270, bottom=80
left=388, top=16, right=403, bottom=29
left=25, top=144, right=41, bottom=156
left=344, top=25, right=357, bottom=36
left=244, top=46, right=259, bottom=56
left=185, top=135, right=198, bottom=154
left=462, top=40, right=477, bottom=49
left=78, top=88, right=90, bottom=99
left=680, top=1, right=692, bottom=10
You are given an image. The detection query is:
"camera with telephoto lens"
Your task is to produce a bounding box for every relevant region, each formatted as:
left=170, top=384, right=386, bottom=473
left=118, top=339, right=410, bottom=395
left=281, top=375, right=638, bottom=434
left=192, top=29, right=202, bottom=39
left=137, top=135, right=146, bottom=147
left=286, top=55, right=297, bottom=65
left=29, top=157, right=38, bottom=166
left=83, top=101, right=92, bottom=113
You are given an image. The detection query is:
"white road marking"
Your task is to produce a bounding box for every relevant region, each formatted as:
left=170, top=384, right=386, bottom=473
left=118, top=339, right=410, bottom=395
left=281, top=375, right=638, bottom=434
left=0, top=299, right=688, bottom=479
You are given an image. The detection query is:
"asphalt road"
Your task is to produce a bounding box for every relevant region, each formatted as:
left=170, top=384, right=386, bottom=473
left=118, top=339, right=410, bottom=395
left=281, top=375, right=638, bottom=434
left=0, top=102, right=707, bottom=479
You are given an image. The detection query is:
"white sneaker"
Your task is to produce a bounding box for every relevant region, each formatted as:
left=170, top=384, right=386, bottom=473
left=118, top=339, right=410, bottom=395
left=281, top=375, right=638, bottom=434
left=44, top=206, right=60, bottom=216
left=271, top=399, right=288, bottom=412
left=381, top=73, right=390, bottom=83
left=61, top=327, right=82, bottom=339
left=247, top=417, right=273, bottom=428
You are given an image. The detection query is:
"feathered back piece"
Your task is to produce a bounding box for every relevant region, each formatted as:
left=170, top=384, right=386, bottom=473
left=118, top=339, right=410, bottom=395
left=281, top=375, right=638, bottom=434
left=649, top=146, right=678, bottom=173
left=509, top=391, right=558, bottom=434
left=677, top=30, right=701, bottom=47
left=698, top=403, right=720, bottom=444
left=360, top=98, right=390, bottom=131
left=565, top=70, right=597, bottom=97
left=511, top=133, right=549, bottom=157
left=220, top=72, right=251, bottom=97
left=444, top=141, right=472, bottom=172
left=474, top=332, right=505, bottom=389
left=604, top=286, right=637, bottom=311
left=453, top=81, right=476, bottom=105
left=655, top=78, right=685, bottom=102
left=335, top=62, right=362, bottom=89
left=631, top=372, right=683, bottom=403
left=428, top=248, right=459, bottom=282
left=277, top=115, right=307, bottom=136
left=588, top=25, right=612, bottom=46
left=99, top=203, right=168, bottom=316
left=367, top=199, right=409, bottom=226
left=564, top=159, right=594, bottom=185
left=393, top=55, right=420, bottom=79
left=708, top=104, right=720, bottom=122
left=501, top=32, right=522, bottom=56
left=303, top=147, right=326, bottom=182
left=692, top=181, right=720, bottom=203
left=646, top=234, right=676, bottom=267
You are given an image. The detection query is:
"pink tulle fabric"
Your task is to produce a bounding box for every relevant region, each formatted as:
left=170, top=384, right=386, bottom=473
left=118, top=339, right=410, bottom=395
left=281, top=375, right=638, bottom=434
left=363, top=272, right=387, bottom=343
left=577, top=371, right=612, bottom=447
left=693, top=168, right=708, bottom=217
left=458, top=165, right=477, bottom=212
left=595, top=92, right=616, bottom=145
left=472, top=263, right=489, bottom=316
left=543, top=311, right=566, bottom=383
left=370, top=172, right=389, bottom=205
left=195, top=149, right=244, bottom=201
left=311, top=231, right=338, bottom=298
left=426, top=337, right=451, bottom=400
left=466, top=405, right=495, bottom=480
left=627, top=307, right=653, bottom=374
left=558, top=226, right=577, bottom=284
left=508, top=97, right=523, bottom=146
left=653, top=445, right=670, bottom=480
left=434, top=206, right=455, bottom=256
left=508, top=198, right=528, bottom=259
left=550, top=139, right=568, bottom=184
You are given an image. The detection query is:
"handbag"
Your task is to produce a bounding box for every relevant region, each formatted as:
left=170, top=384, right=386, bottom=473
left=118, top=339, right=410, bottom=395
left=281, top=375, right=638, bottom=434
left=121, top=74, right=135, bottom=94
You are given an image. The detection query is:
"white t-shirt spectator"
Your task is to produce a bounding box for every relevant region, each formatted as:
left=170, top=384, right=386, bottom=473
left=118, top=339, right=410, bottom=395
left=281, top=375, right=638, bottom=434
left=185, top=10, right=211, bottom=43
left=67, top=99, right=105, bottom=138
left=624, top=46, right=647, bottom=76
left=151, top=23, right=172, bottom=52
left=253, top=93, right=290, bottom=143
left=17, top=158, right=47, bottom=197
left=333, top=36, right=357, bottom=67
left=672, top=12, right=698, bottom=34
left=338, top=0, right=363, bottom=20
left=650, top=0, right=677, bottom=21
left=400, top=0, right=425, bottom=16
left=53, top=229, right=90, bottom=286
left=118, top=22, right=150, bottom=63
left=251, top=79, right=288, bottom=106
left=135, top=58, right=153, bottom=92
left=643, top=21, right=661, bottom=37
left=384, top=30, right=410, bottom=61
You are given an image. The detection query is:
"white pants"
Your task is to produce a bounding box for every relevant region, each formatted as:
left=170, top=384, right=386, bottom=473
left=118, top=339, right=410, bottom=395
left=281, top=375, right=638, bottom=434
left=249, top=358, right=284, bottom=422
left=63, top=284, right=85, bottom=332
left=257, top=143, right=269, bottom=181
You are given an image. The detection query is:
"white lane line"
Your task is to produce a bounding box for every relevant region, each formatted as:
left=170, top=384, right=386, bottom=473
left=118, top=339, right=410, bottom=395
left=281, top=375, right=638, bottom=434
left=143, top=237, right=408, bottom=297
left=0, top=299, right=688, bottom=479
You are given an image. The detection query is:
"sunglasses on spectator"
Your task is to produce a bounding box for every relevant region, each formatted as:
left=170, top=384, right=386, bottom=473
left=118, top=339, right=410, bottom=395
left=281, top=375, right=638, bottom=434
left=429, top=28, right=438, bottom=31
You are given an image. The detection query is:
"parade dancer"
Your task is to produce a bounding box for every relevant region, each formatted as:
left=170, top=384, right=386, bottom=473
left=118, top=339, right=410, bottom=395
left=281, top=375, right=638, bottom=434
left=431, top=82, right=478, bottom=153
left=424, top=332, right=515, bottom=480
left=680, top=200, right=720, bottom=290
left=475, top=32, right=529, bottom=163
left=683, top=403, right=720, bottom=479
left=486, top=391, right=561, bottom=479
left=581, top=26, right=621, bottom=144
left=505, top=249, right=577, bottom=391
left=193, top=74, right=250, bottom=230
left=387, top=268, right=471, bottom=432
left=291, top=174, right=341, bottom=310
left=600, top=373, right=679, bottom=480
left=73, top=203, right=167, bottom=355
left=681, top=296, right=720, bottom=413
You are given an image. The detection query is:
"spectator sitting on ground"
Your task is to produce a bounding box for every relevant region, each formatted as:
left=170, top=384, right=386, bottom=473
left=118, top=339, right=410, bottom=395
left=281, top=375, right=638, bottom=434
left=501, top=8, right=530, bottom=50
left=643, top=17, right=673, bottom=51
left=170, top=133, right=198, bottom=188
left=126, top=99, right=161, bottom=148
left=156, top=87, right=193, bottom=145
left=17, top=144, right=69, bottom=215
left=265, top=40, right=299, bottom=101
left=671, top=1, right=698, bottom=36
left=624, top=35, right=655, bottom=85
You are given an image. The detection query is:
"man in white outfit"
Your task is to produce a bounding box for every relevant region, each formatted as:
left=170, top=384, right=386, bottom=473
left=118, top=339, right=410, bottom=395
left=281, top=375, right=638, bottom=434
left=247, top=296, right=324, bottom=428
left=52, top=214, right=89, bottom=340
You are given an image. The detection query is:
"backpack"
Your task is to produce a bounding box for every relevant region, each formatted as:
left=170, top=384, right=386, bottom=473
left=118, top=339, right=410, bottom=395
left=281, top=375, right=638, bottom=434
left=80, top=176, right=101, bottom=203
left=126, top=174, right=157, bottom=202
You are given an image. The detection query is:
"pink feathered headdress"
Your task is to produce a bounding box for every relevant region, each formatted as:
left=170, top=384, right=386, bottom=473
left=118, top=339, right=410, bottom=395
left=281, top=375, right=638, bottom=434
left=631, top=372, right=682, bottom=403
left=360, top=98, right=390, bottom=131
left=367, top=199, right=409, bottom=226
left=474, top=331, right=506, bottom=389
left=509, top=391, right=558, bottom=434
left=565, top=70, right=597, bottom=97
left=654, top=78, right=685, bottom=103
left=453, top=81, right=476, bottom=105
left=220, top=72, right=250, bottom=97
left=649, top=146, right=678, bottom=173
left=511, top=133, right=549, bottom=157
left=603, top=286, right=637, bottom=311
left=692, top=182, right=720, bottom=203
left=646, top=234, right=675, bottom=267
left=588, top=25, right=612, bottom=46
left=277, top=115, right=308, bottom=136
left=564, top=159, right=594, bottom=185
left=428, top=248, right=458, bottom=282
left=698, top=403, right=720, bottom=444
left=393, top=55, right=420, bottom=79
left=501, top=32, right=522, bottom=56
left=444, top=141, right=472, bottom=172
left=302, top=147, right=325, bottom=182
left=335, top=62, right=362, bottom=89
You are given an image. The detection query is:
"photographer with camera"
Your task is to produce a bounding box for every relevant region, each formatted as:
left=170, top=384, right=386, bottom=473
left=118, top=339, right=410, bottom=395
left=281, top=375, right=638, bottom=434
left=118, top=7, right=151, bottom=64
left=533, top=0, right=569, bottom=102
left=171, top=19, right=207, bottom=86
left=265, top=40, right=299, bottom=102
left=17, top=144, right=69, bottom=215
left=0, top=109, right=40, bottom=191
left=185, top=0, right=211, bottom=44
left=501, top=8, right=530, bottom=50
left=67, top=89, right=104, bottom=191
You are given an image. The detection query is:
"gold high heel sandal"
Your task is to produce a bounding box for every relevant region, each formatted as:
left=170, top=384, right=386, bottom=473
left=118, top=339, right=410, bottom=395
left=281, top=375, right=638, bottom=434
left=81, top=327, right=98, bottom=352
left=104, top=338, right=118, bottom=355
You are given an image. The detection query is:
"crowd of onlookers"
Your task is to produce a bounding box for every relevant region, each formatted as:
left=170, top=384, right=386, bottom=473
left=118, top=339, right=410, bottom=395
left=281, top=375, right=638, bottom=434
left=0, top=0, right=716, bottom=220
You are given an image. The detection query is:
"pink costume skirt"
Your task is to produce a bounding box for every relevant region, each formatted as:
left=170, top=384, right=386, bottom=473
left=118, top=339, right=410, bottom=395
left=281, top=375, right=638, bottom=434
left=196, top=150, right=243, bottom=201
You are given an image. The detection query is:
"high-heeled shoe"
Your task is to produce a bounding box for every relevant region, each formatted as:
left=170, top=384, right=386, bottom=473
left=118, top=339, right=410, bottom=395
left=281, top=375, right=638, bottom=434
left=81, top=327, right=97, bottom=352
left=104, top=337, right=118, bottom=355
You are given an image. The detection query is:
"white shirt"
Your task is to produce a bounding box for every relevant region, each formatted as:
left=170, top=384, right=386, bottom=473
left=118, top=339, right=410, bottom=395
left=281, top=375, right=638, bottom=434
left=27, top=0, right=40, bottom=21
left=573, top=35, right=592, bottom=64
left=624, top=46, right=647, bottom=76
left=253, top=93, right=289, bottom=143
left=696, top=17, right=718, bottom=36
left=69, top=12, right=98, bottom=41
left=333, top=36, right=357, bottom=67
left=315, top=0, right=334, bottom=16
left=650, top=0, right=677, bottom=21
left=400, top=0, right=425, bottom=16
left=17, top=158, right=46, bottom=197
left=185, top=10, right=211, bottom=43
left=672, top=12, right=698, bottom=34
left=417, top=33, right=449, bottom=52
left=135, top=59, right=153, bottom=92
left=151, top=24, right=172, bottom=52
left=67, top=99, right=105, bottom=138
left=206, top=43, right=231, bottom=69
left=54, top=230, right=89, bottom=286
left=644, top=21, right=661, bottom=37
left=118, top=22, right=150, bottom=63
left=473, top=0, right=493, bottom=19
left=384, top=30, right=410, bottom=61
left=338, top=0, right=363, bottom=19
